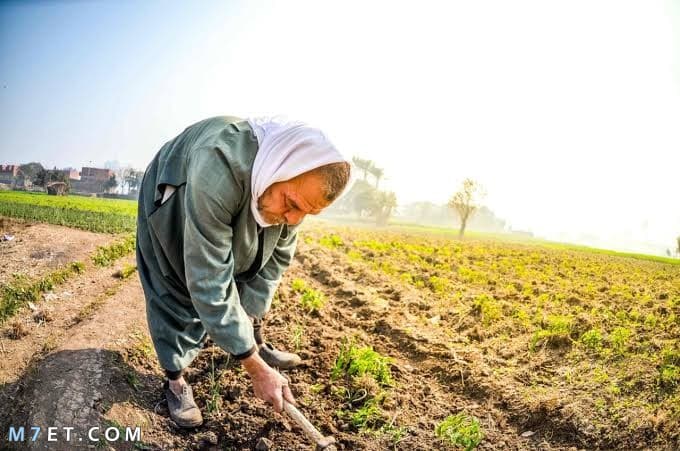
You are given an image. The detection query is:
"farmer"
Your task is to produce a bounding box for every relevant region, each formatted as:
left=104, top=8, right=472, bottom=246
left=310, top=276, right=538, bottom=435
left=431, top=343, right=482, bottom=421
left=135, top=116, right=352, bottom=427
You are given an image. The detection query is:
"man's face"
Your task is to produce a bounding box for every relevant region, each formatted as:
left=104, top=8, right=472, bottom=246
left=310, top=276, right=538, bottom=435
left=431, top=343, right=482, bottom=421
left=257, top=172, right=331, bottom=226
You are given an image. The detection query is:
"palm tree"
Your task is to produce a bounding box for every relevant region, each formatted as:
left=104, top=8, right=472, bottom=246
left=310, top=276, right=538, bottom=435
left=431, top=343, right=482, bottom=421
left=370, top=166, right=384, bottom=189
left=352, top=156, right=373, bottom=181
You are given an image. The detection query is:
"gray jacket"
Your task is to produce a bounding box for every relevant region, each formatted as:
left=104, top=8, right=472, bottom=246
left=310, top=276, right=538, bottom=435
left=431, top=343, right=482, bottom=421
left=136, top=116, right=297, bottom=369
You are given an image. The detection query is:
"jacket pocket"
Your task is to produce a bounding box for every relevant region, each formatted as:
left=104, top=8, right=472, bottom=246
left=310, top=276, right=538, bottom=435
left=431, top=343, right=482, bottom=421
left=148, top=183, right=187, bottom=282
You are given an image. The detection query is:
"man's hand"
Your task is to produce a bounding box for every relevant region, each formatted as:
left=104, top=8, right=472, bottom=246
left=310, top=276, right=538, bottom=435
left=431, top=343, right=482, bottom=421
left=242, top=353, right=296, bottom=412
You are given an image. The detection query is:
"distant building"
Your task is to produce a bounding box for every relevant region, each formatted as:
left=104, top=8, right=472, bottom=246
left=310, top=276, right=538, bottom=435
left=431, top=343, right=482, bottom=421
left=71, top=166, right=115, bottom=194
left=58, top=167, right=81, bottom=181
left=0, top=164, right=19, bottom=185
left=80, top=167, right=113, bottom=182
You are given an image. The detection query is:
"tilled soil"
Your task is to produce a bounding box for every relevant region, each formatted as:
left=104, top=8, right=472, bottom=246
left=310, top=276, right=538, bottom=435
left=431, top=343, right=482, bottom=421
left=1, top=231, right=586, bottom=450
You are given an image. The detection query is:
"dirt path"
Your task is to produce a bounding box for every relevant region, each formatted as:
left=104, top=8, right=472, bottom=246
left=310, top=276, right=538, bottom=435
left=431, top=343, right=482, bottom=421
left=0, top=217, right=118, bottom=285
left=1, top=240, right=580, bottom=450
left=0, top=251, right=140, bottom=444
left=0, top=254, right=136, bottom=384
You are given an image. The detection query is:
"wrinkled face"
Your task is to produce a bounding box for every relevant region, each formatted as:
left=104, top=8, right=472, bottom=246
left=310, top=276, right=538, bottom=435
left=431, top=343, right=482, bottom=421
left=257, top=172, right=331, bottom=226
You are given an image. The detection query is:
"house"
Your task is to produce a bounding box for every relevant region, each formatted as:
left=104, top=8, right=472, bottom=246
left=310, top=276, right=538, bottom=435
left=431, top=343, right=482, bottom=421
left=0, top=164, right=19, bottom=185
left=71, top=167, right=115, bottom=194
left=80, top=167, right=113, bottom=182
left=58, top=167, right=81, bottom=181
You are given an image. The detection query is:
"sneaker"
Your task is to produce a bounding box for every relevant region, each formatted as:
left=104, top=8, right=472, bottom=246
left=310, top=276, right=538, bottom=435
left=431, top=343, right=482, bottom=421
left=163, top=379, right=203, bottom=428
left=258, top=342, right=302, bottom=369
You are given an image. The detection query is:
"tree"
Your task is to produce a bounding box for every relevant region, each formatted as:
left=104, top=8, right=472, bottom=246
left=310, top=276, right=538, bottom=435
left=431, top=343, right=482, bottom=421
left=352, top=156, right=374, bottom=181
left=123, top=169, right=143, bottom=194
left=33, top=169, right=48, bottom=188
left=676, top=236, right=680, bottom=257
left=350, top=180, right=377, bottom=217
left=104, top=174, right=118, bottom=193
left=448, top=178, right=486, bottom=239
left=18, top=162, right=43, bottom=181
left=16, top=162, right=44, bottom=187
left=34, top=168, right=70, bottom=192
left=370, top=166, right=384, bottom=189
left=374, top=190, right=397, bottom=225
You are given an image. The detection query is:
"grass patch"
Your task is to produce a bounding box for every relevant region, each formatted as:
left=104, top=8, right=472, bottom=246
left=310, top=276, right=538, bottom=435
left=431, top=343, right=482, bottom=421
left=0, top=262, right=85, bottom=323
left=331, top=338, right=394, bottom=386
left=115, top=264, right=137, bottom=279
left=125, top=370, right=140, bottom=391
left=658, top=348, right=680, bottom=391
left=300, top=288, right=326, bottom=313
left=319, top=234, right=344, bottom=248
left=348, top=394, right=384, bottom=429
left=126, top=331, right=154, bottom=366
left=92, top=234, right=136, bottom=266
left=609, top=326, right=632, bottom=356
left=472, top=294, right=501, bottom=325
left=207, top=348, right=225, bottom=415
left=290, top=278, right=307, bottom=293
left=580, top=329, right=604, bottom=353
left=530, top=315, right=573, bottom=351
left=435, top=413, right=484, bottom=450
left=289, top=323, right=305, bottom=352
left=331, top=338, right=396, bottom=432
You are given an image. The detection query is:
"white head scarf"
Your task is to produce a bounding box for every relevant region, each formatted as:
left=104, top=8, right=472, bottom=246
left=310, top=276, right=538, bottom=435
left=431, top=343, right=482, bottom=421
left=246, top=116, right=353, bottom=228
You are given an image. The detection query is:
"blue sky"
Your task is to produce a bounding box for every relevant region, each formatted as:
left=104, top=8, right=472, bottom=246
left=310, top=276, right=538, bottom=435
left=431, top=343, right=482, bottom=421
left=1, top=0, right=244, bottom=167
left=1, top=0, right=679, bottom=253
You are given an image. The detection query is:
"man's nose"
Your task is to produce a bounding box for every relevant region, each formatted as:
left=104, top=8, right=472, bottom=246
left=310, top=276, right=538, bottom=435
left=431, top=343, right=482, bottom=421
left=285, top=211, right=305, bottom=225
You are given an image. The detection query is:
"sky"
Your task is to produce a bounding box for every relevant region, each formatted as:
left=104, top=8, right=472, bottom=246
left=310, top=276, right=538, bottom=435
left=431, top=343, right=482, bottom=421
left=1, top=0, right=679, bottom=255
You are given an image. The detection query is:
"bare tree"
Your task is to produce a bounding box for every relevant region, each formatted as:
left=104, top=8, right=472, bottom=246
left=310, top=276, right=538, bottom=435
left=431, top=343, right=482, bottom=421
left=448, top=178, right=486, bottom=238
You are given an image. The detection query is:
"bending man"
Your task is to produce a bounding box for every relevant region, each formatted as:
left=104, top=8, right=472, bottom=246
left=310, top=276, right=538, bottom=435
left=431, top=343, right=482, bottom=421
left=135, top=115, right=351, bottom=427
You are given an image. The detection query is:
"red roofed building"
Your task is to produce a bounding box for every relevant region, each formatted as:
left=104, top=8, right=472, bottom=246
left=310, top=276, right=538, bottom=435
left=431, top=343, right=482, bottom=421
left=0, top=164, right=19, bottom=185
left=71, top=167, right=115, bottom=194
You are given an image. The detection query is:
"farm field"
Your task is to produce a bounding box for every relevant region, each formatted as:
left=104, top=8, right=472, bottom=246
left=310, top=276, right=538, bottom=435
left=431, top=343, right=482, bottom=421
left=0, top=197, right=678, bottom=450
left=0, top=191, right=136, bottom=233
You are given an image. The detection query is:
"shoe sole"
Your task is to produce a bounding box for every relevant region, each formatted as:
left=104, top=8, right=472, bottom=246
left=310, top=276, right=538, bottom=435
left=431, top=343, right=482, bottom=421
left=172, top=417, right=203, bottom=428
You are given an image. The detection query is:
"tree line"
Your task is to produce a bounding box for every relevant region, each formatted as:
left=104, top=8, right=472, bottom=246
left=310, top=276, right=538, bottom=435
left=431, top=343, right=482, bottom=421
left=326, top=156, right=487, bottom=238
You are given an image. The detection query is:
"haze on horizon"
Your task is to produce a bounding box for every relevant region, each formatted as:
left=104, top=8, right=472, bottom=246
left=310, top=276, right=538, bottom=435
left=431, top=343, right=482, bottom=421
left=1, top=0, right=678, bottom=256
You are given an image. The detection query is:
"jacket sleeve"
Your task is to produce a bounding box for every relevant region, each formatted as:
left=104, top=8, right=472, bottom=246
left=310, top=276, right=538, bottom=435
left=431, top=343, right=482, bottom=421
left=238, top=224, right=299, bottom=319
left=183, top=147, right=257, bottom=359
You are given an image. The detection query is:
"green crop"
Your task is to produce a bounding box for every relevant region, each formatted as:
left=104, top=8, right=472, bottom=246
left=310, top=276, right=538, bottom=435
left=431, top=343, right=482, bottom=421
left=331, top=338, right=393, bottom=386
left=92, top=234, right=136, bottom=266
left=300, top=288, right=326, bottom=313
left=435, top=413, right=484, bottom=450
left=0, top=191, right=136, bottom=233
